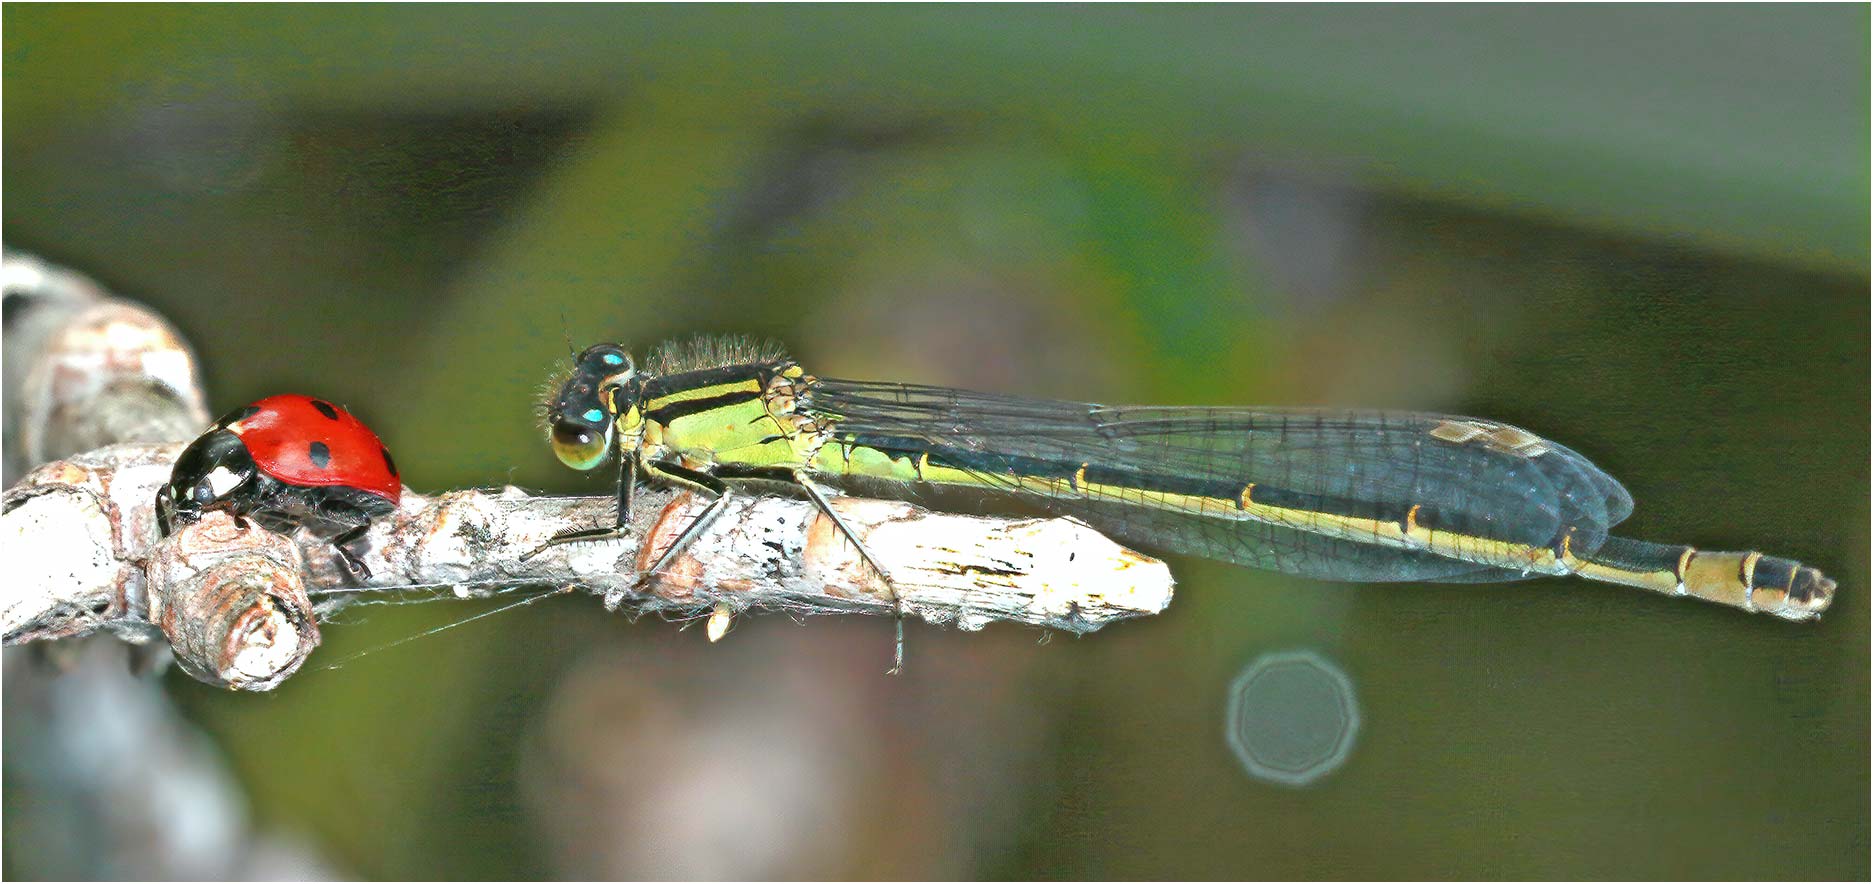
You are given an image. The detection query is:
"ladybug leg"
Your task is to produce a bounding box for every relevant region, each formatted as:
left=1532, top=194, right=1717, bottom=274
left=313, top=494, right=381, bottom=580
left=331, top=522, right=374, bottom=580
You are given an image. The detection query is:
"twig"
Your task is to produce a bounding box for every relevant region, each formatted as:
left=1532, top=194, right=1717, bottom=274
left=0, top=245, right=1174, bottom=691
left=1, top=245, right=1174, bottom=692
left=5, top=442, right=1176, bottom=689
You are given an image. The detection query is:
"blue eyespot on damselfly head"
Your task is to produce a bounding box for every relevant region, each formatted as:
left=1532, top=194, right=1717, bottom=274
left=576, top=343, right=633, bottom=377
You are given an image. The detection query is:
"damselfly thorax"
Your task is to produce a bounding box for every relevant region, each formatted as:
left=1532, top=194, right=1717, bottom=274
left=628, top=360, right=835, bottom=480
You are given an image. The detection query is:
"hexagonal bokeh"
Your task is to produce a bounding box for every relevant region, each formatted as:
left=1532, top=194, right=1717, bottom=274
left=1225, top=649, right=1359, bottom=787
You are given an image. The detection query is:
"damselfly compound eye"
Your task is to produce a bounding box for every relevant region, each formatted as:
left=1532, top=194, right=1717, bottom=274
left=551, top=419, right=612, bottom=471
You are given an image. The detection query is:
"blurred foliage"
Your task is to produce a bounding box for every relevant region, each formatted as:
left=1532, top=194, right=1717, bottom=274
left=4, top=5, right=1867, bottom=880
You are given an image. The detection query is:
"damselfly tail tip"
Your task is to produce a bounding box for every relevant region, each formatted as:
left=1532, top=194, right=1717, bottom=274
left=1587, top=540, right=1834, bottom=622
left=1762, top=564, right=1834, bottom=621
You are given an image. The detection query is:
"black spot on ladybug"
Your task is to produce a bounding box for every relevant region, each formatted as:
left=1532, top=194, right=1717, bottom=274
left=381, top=446, right=398, bottom=477
left=308, top=441, right=332, bottom=469
left=217, top=405, right=260, bottom=427
left=311, top=400, right=340, bottom=420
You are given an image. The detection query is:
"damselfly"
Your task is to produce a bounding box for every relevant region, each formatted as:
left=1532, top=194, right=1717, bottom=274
left=538, top=337, right=1834, bottom=664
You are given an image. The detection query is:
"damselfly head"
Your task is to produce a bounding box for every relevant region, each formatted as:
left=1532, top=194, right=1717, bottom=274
left=546, top=343, right=636, bottom=471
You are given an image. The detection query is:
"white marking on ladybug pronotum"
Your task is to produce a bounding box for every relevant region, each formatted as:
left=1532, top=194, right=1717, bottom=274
left=205, top=466, right=245, bottom=496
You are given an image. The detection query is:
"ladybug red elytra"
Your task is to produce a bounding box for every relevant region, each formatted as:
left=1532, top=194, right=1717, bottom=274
left=156, top=394, right=401, bottom=576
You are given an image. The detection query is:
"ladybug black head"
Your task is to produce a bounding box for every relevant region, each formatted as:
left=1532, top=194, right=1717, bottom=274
left=546, top=343, right=636, bottom=471
left=156, top=428, right=259, bottom=537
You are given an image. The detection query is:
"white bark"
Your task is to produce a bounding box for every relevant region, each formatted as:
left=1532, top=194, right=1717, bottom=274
left=5, top=441, right=1176, bottom=688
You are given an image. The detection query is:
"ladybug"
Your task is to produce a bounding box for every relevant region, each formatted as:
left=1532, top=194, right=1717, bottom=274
left=155, top=394, right=401, bottom=576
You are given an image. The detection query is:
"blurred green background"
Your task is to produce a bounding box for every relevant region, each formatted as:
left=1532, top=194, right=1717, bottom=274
left=5, top=4, right=1867, bottom=879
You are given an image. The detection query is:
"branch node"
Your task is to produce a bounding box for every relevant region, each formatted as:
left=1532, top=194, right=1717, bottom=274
left=148, top=513, right=320, bottom=690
